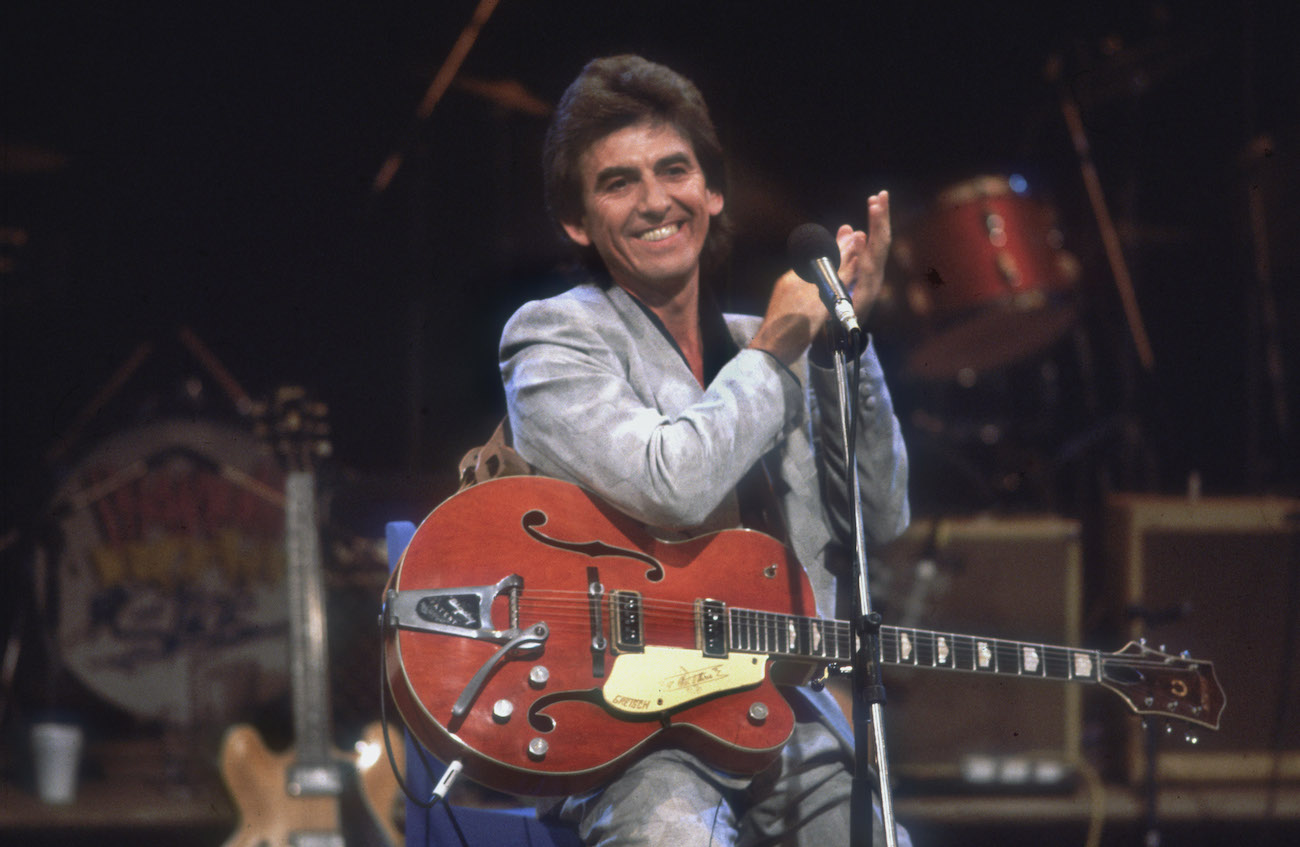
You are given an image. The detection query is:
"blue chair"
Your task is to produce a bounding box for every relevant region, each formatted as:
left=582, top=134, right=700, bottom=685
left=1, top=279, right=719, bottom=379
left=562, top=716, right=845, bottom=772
left=386, top=521, right=583, bottom=847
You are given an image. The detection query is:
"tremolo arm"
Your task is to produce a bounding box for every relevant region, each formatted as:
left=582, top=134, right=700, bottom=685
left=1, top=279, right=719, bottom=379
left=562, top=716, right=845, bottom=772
left=385, top=574, right=549, bottom=719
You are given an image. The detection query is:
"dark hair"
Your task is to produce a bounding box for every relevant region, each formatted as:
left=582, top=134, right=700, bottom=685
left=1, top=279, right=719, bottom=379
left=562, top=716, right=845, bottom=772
left=542, top=55, right=733, bottom=275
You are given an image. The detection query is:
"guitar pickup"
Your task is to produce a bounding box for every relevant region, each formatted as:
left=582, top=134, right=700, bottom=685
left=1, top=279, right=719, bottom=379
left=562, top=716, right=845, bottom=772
left=610, top=590, right=643, bottom=653
left=698, top=599, right=728, bottom=658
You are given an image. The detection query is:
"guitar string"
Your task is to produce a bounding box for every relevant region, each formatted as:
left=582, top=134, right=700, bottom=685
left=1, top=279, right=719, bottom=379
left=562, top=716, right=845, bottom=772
left=504, top=591, right=1195, bottom=673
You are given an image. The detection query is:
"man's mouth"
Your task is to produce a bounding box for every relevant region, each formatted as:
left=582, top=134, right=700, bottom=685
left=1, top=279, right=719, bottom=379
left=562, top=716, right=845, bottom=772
left=637, top=223, right=681, bottom=243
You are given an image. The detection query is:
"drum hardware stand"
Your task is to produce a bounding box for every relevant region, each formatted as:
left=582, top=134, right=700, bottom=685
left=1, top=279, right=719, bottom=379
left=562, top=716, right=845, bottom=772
left=45, top=326, right=255, bottom=465
left=1241, top=134, right=1293, bottom=490
left=828, top=324, right=899, bottom=847
left=1051, top=75, right=1155, bottom=376
left=1050, top=62, right=1164, bottom=495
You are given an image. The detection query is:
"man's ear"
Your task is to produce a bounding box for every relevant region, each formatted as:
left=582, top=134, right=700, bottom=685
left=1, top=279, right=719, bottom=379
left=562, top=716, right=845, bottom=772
left=707, top=188, right=724, bottom=217
left=561, top=219, right=591, bottom=247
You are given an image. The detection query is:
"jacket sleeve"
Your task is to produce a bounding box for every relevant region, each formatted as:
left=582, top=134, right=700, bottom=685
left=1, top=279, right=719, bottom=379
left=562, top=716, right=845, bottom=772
left=808, top=339, right=910, bottom=549
left=500, top=296, right=806, bottom=530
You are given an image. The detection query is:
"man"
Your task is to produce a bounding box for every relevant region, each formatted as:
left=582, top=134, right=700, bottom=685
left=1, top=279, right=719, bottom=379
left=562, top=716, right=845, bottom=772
left=500, top=55, right=911, bottom=846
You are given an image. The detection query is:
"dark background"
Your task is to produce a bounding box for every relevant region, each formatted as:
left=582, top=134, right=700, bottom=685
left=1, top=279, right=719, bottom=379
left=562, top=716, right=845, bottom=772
left=3, top=4, right=1300, bottom=843
left=4, top=0, right=1298, bottom=530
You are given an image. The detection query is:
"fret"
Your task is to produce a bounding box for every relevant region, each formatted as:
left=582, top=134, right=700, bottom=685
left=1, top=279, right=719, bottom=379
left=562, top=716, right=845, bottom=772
left=952, top=634, right=976, bottom=670
left=834, top=622, right=853, bottom=661
left=880, top=627, right=899, bottom=664
left=730, top=608, right=748, bottom=652
left=808, top=618, right=824, bottom=657
left=1043, top=645, right=1072, bottom=680
left=915, top=629, right=937, bottom=666
left=995, top=640, right=1021, bottom=674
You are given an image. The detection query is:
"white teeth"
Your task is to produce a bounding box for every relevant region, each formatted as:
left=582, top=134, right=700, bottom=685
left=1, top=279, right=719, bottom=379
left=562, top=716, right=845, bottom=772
left=638, top=224, right=678, bottom=242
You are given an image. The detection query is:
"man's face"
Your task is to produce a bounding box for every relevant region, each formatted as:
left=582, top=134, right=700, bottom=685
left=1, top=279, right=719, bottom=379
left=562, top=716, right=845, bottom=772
left=563, top=119, right=724, bottom=304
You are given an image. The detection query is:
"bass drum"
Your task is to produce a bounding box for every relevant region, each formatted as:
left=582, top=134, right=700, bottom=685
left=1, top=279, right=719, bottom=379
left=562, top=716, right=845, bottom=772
left=47, top=419, right=289, bottom=725
left=892, top=175, right=1081, bottom=381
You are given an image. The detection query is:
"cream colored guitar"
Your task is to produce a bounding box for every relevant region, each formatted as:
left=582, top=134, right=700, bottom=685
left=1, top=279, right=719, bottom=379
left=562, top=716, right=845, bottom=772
left=220, top=388, right=403, bottom=847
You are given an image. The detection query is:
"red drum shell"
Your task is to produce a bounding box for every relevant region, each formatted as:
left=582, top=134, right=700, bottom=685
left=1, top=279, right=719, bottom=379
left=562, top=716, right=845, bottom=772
left=894, top=176, right=1080, bottom=380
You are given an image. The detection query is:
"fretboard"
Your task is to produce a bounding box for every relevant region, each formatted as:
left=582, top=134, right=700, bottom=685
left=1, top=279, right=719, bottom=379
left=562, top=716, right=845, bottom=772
left=285, top=470, right=335, bottom=769
left=726, top=607, right=1101, bottom=684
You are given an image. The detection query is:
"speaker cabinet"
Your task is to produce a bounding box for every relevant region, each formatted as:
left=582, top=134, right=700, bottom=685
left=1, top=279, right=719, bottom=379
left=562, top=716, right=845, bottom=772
left=869, top=515, right=1082, bottom=788
left=1106, top=494, right=1300, bottom=783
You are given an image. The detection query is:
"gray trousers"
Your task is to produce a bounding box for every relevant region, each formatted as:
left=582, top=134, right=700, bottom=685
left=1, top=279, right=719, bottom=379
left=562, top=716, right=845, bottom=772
left=553, top=694, right=911, bottom=847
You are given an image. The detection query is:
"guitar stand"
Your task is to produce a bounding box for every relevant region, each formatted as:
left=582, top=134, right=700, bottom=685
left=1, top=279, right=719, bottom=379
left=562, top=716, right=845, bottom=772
left=829, top=326, right=901, bottom=847
left=1141, top=720, right=1163, bottom=847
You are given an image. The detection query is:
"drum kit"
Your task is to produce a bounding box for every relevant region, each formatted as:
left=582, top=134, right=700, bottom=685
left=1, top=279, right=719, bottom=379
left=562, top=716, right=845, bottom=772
left=880, top=171, right=1097, bottom=514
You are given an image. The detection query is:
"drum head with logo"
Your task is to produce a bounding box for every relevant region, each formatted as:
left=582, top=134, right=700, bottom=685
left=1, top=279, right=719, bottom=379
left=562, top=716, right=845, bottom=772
left=49, top=419, right=289, bottom=724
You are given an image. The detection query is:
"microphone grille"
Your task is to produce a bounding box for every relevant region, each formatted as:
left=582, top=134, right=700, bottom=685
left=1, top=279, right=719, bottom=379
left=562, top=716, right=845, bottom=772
left=786, top=223, right=840, bottom=282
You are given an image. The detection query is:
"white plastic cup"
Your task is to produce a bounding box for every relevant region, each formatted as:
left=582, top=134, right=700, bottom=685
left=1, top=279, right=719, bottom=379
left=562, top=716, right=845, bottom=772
left=31, top=722, right=84, bottom=804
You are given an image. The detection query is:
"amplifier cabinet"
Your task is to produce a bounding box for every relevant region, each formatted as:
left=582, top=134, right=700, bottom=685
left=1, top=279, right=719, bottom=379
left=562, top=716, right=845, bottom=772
left=868, top=515, right=1082, bottom=787
left=1106, top=494, right=1300, bottom=783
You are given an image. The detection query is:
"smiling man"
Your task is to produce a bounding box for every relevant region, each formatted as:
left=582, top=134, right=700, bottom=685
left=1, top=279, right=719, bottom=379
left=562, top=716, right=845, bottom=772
left=499, top=55, right=911, bottom=846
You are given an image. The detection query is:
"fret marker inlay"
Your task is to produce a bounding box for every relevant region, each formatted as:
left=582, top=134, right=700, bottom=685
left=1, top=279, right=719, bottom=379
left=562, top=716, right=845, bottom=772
left=977, top=641, right=993, bottom=669
left=1072, top=652, right=1093, bottom=678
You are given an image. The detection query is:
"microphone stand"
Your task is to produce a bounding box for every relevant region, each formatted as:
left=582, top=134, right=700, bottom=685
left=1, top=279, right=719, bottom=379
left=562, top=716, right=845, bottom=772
left=830, top=326, right=900, bottom=847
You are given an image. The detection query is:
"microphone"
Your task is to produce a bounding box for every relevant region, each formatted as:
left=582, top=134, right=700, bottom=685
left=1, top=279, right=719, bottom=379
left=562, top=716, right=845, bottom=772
left=787, top=223, right=862, bottom=340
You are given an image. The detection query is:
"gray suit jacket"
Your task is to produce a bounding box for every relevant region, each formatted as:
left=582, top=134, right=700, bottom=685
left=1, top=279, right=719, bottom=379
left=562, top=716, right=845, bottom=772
left=500, top=281, right=909, bottom=619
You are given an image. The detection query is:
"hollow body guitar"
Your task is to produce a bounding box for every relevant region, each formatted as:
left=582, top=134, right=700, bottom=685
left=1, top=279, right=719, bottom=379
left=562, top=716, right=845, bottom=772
left=385, top=475, right=1224, bottom=797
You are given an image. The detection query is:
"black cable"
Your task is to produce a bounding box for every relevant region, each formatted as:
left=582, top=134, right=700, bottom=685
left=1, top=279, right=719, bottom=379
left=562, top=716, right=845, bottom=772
left=377, top=599, right=449, bottom=810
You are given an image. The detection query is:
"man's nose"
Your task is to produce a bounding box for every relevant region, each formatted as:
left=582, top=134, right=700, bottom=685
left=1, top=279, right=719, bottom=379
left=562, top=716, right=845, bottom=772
left=638, top=177, right=671, bottom=216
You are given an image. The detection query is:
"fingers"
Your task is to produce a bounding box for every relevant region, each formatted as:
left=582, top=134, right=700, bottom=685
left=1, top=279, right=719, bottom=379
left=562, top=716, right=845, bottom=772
left=867, top=190, right=891, bottom=259
left=748, top=271, right=829, bottom=365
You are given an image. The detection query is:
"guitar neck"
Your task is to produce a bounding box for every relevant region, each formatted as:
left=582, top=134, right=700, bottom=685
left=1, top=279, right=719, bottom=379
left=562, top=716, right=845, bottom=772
left=726, top=608, right=1102, bottom=685
left=285, top=469, right=338, bottom=781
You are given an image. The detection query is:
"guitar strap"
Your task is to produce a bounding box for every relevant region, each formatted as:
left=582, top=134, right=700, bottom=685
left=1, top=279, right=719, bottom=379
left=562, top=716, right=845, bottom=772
left=456, top=417, right=534, bottom=491
left=736, top=453, right=789, bottom=545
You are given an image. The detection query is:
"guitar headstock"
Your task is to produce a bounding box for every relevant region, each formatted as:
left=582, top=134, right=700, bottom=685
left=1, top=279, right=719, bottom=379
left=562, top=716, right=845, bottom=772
left=1099, top=641, right=1225, bottom=731
left=254, top=385, right=332, bottom=473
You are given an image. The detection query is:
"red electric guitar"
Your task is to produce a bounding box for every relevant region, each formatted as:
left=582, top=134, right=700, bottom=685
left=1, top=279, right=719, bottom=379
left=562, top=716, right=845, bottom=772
left=384, top=475, right=1224, bottom=796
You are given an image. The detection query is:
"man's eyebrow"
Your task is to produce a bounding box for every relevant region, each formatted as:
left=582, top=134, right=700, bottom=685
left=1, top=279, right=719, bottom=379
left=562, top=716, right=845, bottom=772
left=594, top=165, right=638, bottom=186
left=592, top=153, right=695, bottom=187
left=655, top=152, right=693, bottom=170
